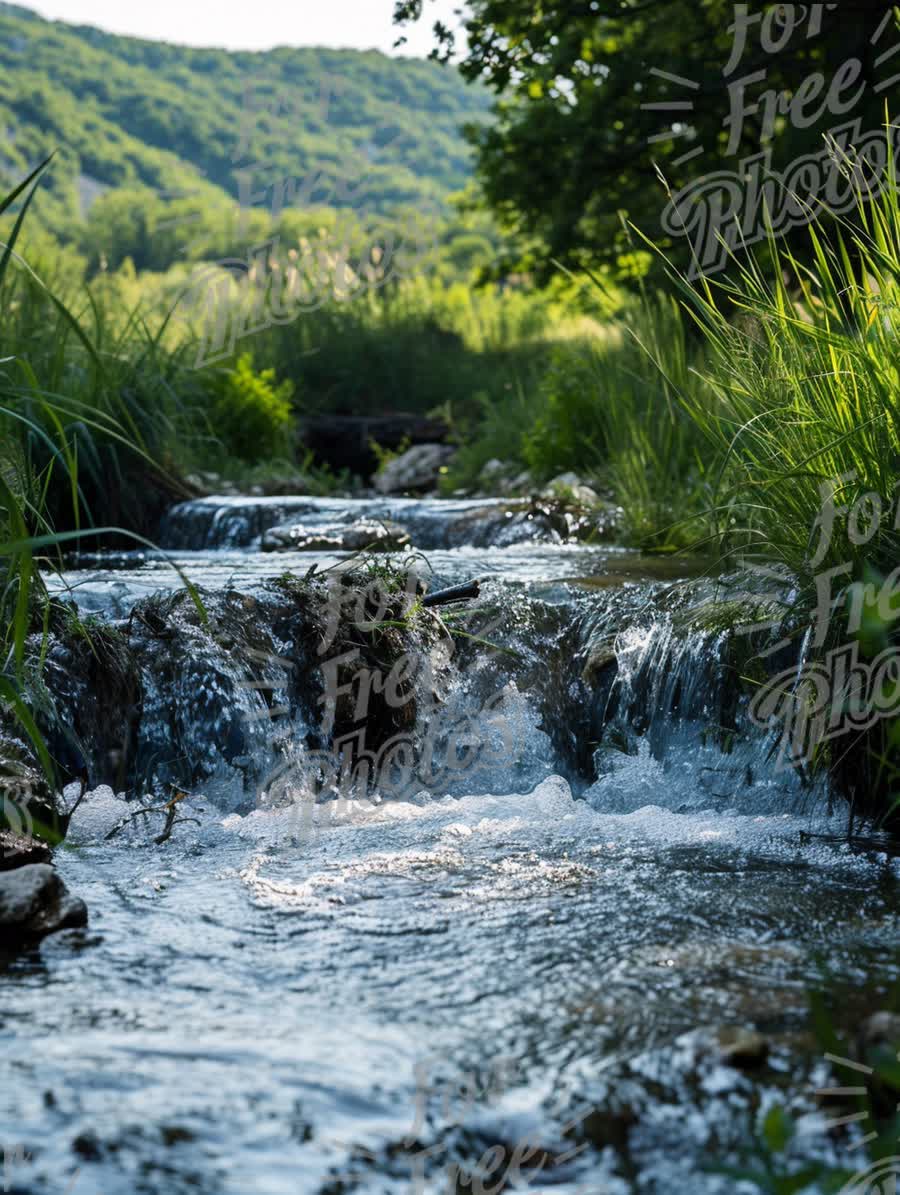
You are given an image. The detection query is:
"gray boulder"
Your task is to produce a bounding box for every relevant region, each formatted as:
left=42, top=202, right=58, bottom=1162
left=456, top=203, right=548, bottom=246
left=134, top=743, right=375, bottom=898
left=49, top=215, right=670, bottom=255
left=261, top=518, right=411, bottom=553
left=373, top=444, right=455, bottom=494
left=0, top=864, right=87, bottom=944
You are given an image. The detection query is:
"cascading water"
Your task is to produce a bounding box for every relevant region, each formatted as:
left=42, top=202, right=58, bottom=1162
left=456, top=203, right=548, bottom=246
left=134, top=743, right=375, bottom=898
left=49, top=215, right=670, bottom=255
left=158, top=494, right=574, bottom=552
left=5, top=494, right=897, bottom=1195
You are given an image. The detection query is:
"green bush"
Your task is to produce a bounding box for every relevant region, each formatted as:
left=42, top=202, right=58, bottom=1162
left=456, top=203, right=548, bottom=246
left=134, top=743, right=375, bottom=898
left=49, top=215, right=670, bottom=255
left=521, top=341, right=609, bottom=478
left=208, top=353, right=295, bottom=463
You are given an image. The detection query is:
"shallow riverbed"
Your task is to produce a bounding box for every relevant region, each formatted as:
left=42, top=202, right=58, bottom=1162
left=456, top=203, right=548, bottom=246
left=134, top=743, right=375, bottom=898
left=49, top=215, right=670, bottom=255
left=3, top=496, right=898, bottom=1194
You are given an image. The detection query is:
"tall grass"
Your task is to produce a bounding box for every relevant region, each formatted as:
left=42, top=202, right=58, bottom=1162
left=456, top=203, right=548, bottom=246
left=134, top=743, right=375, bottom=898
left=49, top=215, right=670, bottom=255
left=444, top=293, right=716, bottom=549
left=2, top=244, right=206, bottom=535
left=445, top=132, right=900, bottom=816
left=668, top=167, right=900, bottom=821
left=1, top=162, right=208, bottom=832
left=669, top=197, right=900, bottom=581
left=452, top=135, right=900, bottom=572
left=506, top=294, right=710, bottom=545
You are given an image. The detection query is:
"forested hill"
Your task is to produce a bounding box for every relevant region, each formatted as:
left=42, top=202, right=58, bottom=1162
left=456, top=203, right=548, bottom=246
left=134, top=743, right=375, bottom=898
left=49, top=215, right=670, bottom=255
left=0, top=2, right=491, bottom=236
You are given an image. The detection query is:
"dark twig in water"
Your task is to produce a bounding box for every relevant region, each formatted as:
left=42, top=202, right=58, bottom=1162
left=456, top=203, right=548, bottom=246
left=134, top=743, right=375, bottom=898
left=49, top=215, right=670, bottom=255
left=63, top=769, right=90, bottom=821
left=154, top=797, right=201, bottom=846
left=104, top=788, right=201, bottom=844
left=422, top=580, right=481, bottom=607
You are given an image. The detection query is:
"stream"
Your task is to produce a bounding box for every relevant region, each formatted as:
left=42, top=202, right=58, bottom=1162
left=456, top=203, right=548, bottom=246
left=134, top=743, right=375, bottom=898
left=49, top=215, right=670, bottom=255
left=3, top=495, right=899, bottom=1195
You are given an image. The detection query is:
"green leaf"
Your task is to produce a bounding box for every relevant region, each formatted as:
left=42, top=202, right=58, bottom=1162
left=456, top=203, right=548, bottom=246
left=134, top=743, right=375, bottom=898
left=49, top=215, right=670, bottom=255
left=761, top=1103, right=795, bottom=1155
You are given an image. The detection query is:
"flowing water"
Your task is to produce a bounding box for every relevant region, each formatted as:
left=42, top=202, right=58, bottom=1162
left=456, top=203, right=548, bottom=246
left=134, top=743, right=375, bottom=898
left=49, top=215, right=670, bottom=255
left=3, top=496, right=899, bottom=1195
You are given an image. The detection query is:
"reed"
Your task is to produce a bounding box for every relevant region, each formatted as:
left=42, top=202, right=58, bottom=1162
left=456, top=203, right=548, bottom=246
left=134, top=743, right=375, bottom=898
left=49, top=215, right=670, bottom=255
left=1, top=162, right=204, bottom=822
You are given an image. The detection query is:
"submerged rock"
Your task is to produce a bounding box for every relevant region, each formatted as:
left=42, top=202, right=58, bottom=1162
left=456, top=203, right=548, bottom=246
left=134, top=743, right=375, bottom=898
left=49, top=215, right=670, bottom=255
left=261, top=518, right=411, bottom=553
left=578, top=1103, right=637, bottom=1152
left=444, top=501, right=578, bottom=547
left=39, top=612, right=140, bottom=797
left=373, top=443, right=455, bottom=494
left=581, top=639, right=618, bottom=688
left=37, top=572, right=447, bottom=803
left=0, top=864, right=87, bottom=944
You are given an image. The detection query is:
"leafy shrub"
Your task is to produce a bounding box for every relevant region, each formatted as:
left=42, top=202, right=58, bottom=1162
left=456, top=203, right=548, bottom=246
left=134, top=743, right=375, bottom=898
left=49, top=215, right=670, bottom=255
left=208, top=353, right=295, bottom=463
left=521, top=342, right=610, bottom=479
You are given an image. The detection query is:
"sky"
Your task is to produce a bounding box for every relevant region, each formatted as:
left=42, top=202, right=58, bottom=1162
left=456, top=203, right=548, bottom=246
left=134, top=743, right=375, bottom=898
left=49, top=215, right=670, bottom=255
left=22, top=0, right=462, bottom=56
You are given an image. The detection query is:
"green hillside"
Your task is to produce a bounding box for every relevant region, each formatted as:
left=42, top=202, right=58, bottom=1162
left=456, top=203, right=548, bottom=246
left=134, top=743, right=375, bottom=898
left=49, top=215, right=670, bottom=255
left=0, top=2, right=491, bottom=242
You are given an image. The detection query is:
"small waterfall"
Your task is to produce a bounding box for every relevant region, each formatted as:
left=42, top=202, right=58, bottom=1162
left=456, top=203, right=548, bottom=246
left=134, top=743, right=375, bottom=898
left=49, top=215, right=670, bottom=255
left=159, top=494, right=573, bottom=551
left=160, top=496, right=323, bottom=549
left=45, top=515, right=833, bottom=825
left=575, top=579, right=829, bottom=817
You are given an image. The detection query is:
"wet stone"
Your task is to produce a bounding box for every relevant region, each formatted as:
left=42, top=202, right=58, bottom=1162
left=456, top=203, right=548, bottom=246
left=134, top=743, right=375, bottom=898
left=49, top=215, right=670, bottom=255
left=0, top=864, right=88, bottom=944
left=261, top=518, right=411, bottom=553
left=373, top=443, right=456, bottom=493
left=0, top=830, right=52, bottom=871
left=859, top=1010, right=900, bottom=1050
left=711, top=1026, right=771, bottom=1070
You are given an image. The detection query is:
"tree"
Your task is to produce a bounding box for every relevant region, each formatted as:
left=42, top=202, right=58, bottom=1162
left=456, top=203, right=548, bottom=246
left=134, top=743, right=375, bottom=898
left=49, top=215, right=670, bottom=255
left=394, top=1, right=900, bottom=279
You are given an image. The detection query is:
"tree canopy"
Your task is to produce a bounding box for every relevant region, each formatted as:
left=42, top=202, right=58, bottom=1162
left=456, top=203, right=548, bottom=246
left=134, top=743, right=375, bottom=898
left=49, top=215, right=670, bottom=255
left=395, top=1, right=900, bottom=278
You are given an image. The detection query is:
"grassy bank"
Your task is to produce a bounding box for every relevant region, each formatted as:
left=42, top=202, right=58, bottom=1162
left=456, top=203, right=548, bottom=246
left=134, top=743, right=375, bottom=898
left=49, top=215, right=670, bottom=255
left=444, top=167, right=900, bottom=824
left=3, top=173, right=620, bottom=504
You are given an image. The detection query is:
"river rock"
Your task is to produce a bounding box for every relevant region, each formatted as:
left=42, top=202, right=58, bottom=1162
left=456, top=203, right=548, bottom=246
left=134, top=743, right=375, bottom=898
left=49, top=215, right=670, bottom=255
left=578, top=1104, right=637, bottom=1152
left=40, top=610, right=140, bottom=798
left=571, top=485, right=600, bottom=505
left=0, top=864, right=87, bottom=944
left=261, top=519, right=411, bottom=553
left=541, top=473, right=600, bottom=505
left=711, top=1026, right=770, bottom=1070
left=479, top=458, right=506, bottom=482
left=859, top=1010, right=900, bottom=1046
left=373, top=444, right=455, bottom=494
left=541, top=471, right=582, bottom=493
left=581, top=641, right=618, bottom=688
left=444, top=501, right=571, bottom=547
left=858, top=1010, right=900, bottom=1065
left=83, top=575, right=448, bottom=798
left=0, top=830, right=52, bottom=871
